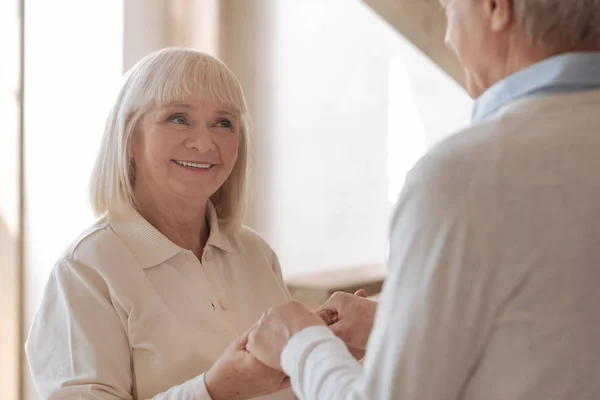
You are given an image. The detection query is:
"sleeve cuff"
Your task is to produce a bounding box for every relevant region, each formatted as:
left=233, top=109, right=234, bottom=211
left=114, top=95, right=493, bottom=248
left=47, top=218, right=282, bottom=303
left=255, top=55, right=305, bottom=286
left=192, top=373, right=214, bottom=400
left=281, top=325, right=338, bottom=377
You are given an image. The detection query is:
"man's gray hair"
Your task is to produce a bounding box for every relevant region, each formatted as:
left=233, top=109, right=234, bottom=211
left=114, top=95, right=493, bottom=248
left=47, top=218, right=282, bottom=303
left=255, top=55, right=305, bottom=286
left=513, top=0, right=600, bottom=46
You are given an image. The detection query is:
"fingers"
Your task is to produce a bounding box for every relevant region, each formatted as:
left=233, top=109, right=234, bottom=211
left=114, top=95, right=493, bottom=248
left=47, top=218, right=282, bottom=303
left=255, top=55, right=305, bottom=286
left=246, top=321, right=282, bottom=371
left=347, top=346, right=366, bottom=361
left=317, top=290, right=366, bottom=319
left=316, top=292, right=346, bottom=316
left=247, top=301, right=323, bottom=371
left=279, top=376, right=291, bottom=390
left=317, top=308, right=339, bottom=325
left=238, top=311, right=268, bottom=351
left=328, top=320, right=348, bottom=340
left=236, top=330, right=252, bottom=351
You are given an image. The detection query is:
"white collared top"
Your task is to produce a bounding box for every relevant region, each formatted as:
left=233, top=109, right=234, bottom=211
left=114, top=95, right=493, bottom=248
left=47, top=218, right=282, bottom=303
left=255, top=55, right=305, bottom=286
left=26, top=202, right=295, bottom=400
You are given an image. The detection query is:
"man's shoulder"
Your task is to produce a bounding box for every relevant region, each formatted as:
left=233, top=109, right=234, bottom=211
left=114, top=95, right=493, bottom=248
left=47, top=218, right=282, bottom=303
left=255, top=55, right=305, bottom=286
left=408, top=122, right=500, bottom=192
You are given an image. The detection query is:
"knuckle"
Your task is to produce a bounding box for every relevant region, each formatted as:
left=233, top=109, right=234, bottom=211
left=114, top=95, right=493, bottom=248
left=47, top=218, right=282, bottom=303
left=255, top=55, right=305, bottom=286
left=334, top=291, right=348, bottom=302
left=266, top=306, right=276, bottom=316
left=328, top=291, right=347, bottom=307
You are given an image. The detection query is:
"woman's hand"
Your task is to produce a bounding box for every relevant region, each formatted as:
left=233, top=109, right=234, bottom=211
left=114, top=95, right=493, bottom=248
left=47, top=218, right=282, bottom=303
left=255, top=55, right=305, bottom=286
left=204, top=328, right=290, bottom=400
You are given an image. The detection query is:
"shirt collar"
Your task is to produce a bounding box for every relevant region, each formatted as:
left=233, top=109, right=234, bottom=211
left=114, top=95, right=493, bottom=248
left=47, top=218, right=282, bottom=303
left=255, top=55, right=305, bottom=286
left=473, top=52, right=600, bottom=123
left=205, top=201, right=234, bottom=254
left=109, top=201, right=233, bottom=269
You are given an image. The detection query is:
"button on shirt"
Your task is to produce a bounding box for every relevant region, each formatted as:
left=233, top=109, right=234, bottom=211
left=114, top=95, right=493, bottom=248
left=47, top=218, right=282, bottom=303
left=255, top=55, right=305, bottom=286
left=25, top=202, right=295, bottom=400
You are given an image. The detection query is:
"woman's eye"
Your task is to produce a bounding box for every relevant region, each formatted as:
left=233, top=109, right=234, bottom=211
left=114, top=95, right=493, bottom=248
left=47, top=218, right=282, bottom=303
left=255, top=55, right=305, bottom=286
left=215, top=119, right=233, bottom=130
left=167, top=115, right=189, bottom=125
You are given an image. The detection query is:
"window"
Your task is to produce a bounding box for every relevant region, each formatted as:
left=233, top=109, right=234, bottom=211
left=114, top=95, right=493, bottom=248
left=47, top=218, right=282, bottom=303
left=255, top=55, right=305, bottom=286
left=23, top=2, right=123, bottom=397
left=387, top=43, right=473, bottom=203
left=261, top=0, right=472, bottom=275
left=0, top=0, right=22, bottom=398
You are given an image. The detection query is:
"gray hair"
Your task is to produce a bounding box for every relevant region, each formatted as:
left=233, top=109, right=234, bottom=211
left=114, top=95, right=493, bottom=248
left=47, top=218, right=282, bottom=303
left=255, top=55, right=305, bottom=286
left=513, top=0, right=600, bottom=46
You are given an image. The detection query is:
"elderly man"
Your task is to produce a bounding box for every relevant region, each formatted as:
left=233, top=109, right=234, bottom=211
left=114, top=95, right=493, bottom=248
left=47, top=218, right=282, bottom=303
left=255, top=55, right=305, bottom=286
left=246, top=0, right=600, bottom=398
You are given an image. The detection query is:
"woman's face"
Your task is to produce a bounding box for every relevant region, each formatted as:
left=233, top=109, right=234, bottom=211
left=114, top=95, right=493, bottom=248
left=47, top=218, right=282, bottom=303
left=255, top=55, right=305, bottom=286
left=131, top=98, right=240, bottom=206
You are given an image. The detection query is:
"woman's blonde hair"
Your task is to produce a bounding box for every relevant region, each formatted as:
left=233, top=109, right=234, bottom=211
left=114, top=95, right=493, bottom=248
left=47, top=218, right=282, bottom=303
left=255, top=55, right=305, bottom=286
left=89, top=47, right=250, bottom=231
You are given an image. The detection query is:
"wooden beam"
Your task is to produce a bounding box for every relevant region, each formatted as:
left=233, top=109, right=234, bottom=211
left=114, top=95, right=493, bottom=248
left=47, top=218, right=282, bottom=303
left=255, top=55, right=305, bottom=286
left=362, top=0, right=465, bottom=87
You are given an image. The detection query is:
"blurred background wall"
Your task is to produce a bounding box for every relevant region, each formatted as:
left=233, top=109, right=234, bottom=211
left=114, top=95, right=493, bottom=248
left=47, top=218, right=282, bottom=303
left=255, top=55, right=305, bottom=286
left=1, top=1, right=472, bottom=398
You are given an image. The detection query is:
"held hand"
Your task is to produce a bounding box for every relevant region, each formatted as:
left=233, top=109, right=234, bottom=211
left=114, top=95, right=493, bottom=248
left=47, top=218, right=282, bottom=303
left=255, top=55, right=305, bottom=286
left=246, top=300, right=326, bottom=370
left=317, top=289, right=377, bottom=360
left=204, top=328, right=289, bottom=400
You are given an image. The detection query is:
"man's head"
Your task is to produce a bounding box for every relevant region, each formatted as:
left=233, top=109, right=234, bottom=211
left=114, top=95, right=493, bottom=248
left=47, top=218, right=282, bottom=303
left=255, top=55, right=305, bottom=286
left=439, top=0, right=600, bottom=98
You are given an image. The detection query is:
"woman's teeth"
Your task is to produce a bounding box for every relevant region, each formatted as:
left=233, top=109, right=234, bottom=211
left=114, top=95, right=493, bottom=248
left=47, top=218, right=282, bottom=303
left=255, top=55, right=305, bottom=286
left=174, top=160, right=212, bottom=169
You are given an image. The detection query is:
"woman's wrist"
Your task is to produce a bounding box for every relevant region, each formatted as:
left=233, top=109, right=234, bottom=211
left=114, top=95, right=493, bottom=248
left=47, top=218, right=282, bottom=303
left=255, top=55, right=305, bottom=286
left=203, top=369, right=225, bottom=400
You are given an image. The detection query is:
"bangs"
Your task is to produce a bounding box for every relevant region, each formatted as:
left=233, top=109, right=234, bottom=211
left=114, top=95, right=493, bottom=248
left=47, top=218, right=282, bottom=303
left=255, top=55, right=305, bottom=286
left=124, top=48, right=247, bottom=116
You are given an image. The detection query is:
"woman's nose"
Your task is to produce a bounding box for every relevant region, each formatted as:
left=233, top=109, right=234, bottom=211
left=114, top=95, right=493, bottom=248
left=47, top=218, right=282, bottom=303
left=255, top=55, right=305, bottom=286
left=185, top=127, right=214, bottom=152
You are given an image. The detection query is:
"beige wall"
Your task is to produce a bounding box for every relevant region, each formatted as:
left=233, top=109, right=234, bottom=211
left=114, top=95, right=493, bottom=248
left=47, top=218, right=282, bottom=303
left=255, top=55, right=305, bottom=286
left=168, top=0, right=220, bottom=55
left=123, top=0, right=220, bottom=71
left=123, top=0, right=169, bottom=71
left=216, top=0, right=471, bottom=275
left=218, top=0, right=278, bottom=234
left=226, top=0, right=396, bottom=275
left=0, top=1, right=22, bottom=398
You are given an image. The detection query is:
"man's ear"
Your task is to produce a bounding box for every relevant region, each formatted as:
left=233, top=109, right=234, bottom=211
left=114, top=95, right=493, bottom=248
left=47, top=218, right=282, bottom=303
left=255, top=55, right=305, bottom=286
left=484, top=0, right=513, bottom=32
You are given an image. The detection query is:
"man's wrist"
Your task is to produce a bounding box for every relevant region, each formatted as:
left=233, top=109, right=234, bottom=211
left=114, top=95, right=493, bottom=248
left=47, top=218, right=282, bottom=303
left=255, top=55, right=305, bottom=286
left=281, top=326, right=337, bottom=376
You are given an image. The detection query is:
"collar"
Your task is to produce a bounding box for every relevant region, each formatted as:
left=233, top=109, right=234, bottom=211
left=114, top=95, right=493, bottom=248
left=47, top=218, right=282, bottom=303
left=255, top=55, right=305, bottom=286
left=205, top=201, right=234, bottom=254
left=109, top=201, right=233, bottom=269
left=473, top=52, right=600, bottom=123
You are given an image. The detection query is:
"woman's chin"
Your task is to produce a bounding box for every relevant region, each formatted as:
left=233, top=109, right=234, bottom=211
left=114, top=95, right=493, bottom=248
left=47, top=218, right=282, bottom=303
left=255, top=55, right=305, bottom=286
left=162, top=184, right=212, bottom=204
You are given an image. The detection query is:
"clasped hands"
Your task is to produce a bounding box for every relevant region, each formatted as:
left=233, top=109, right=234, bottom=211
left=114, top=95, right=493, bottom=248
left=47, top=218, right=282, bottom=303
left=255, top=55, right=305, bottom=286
left=247, top=289, right=377, bottom=370
left=205, top=290, right=377, bottom=400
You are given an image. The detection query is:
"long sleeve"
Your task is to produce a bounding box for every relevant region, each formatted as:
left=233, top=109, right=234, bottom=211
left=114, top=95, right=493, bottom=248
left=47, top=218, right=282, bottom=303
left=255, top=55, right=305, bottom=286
left=25, top=259, right=214, bottom=400
left=281, top=155, right=495, bottom=399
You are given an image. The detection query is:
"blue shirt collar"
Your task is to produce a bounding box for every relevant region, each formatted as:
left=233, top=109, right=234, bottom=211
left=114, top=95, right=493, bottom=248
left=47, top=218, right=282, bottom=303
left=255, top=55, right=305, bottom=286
left=473, top=52, right=600, bottom=123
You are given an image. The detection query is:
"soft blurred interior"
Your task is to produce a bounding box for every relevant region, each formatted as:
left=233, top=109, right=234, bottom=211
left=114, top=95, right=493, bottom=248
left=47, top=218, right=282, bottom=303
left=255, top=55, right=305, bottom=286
left=0, top=1, right=473, bottom=398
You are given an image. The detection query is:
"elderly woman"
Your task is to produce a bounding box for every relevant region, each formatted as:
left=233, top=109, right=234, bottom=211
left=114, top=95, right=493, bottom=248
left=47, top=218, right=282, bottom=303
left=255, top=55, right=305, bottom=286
left=244, top=0, right=600, bottom=399
left=26, top=48, right=294, bottom=400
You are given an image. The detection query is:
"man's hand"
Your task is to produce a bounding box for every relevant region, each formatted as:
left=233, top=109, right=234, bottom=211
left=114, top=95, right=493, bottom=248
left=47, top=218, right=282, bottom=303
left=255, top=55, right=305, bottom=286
left=204, top=328, right=290, bottom=400
left=246, top=300, right=326, bottom=370
left=317, top=290, right=378, bottom=360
